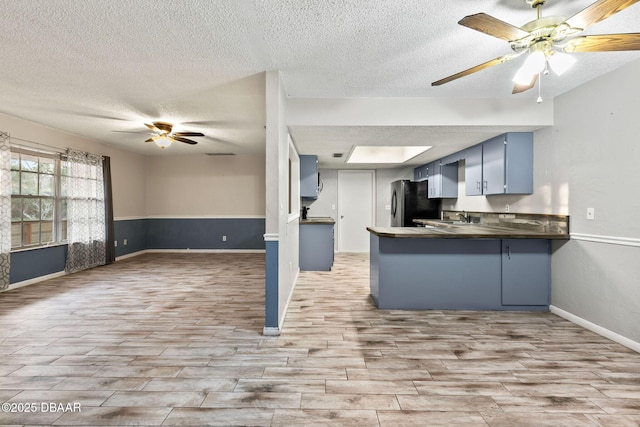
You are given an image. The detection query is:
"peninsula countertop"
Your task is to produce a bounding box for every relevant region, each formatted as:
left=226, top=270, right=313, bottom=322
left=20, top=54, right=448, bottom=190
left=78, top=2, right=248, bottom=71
left=367, top=221, right=570, bottom=240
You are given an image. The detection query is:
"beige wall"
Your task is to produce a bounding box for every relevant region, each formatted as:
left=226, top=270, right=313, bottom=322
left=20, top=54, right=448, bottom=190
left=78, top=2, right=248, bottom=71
left=0, top=112, right=147, bottom=219
left=144, top=154, right=265, bottom=217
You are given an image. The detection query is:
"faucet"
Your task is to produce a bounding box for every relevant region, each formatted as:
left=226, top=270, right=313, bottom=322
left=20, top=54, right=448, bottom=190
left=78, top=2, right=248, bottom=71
left=457, top=211, right=470, bottom=223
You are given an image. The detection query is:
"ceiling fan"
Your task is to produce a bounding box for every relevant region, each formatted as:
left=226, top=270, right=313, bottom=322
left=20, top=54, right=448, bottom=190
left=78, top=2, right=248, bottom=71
left=143, top=121, right=204, bottom=149
left=432, top=0, right=640, bottom=95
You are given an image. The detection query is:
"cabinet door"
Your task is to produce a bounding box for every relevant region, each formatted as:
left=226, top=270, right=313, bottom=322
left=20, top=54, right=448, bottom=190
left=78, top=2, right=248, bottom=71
left=413, top=164, right=428, bottom=182
left=427, top=162, right=441, bottom=199
left=504, top=132, right=534, bottom=194
left=465, top=144, right=483, bottom=196
left=440, top=163, right=458, bottom=198
left=482, top=136, right=506, bottom=195
left=300, top=155, right=318, bottom=199
left=501, top=239, right=550, bottom=306
left=300, top=224, right=334, bottom=271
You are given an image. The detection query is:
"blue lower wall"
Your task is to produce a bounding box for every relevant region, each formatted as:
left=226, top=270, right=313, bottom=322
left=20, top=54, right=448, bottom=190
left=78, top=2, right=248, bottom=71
left=264, top=240, right=279, bottom=328
left=9, top=217, right=266, bottom=285
left=10, top=245, right=67, bottom=283
left=146, top=218, right=265, bottom=250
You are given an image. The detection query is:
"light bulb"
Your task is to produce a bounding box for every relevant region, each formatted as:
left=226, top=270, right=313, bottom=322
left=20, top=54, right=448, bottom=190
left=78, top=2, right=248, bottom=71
left=513, top=51, right=546, bottom=85
left=548, top=52, right=576, bottom=76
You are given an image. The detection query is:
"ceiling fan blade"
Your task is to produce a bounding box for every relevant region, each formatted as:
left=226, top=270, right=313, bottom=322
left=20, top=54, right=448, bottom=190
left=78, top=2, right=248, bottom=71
left=512, top=74, right=539, bottom=94
left=172, top=131, right=205, bottom=137
left=144, top=137, right=158, bottom=143
left=563, top=33, right=640, bottom=52
left=144, top=123, right=160, bottom=132
left=565, top=0, right=639, bottom=30
left=459, top=13, right=530, bottom=41
left=152, top=121, right=173, bottom=134
left=172, top=136, right=198, bottom=145
left=432, top=54, right=517, bottom=86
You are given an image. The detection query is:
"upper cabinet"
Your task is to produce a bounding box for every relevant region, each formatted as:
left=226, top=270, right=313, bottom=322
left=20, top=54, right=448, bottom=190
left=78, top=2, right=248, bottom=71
left=465, top=144, right=483, bottom=196
left=415, top=132, right=534, bottom=199
left=482, top=132, right=533, bottom=195
left=300, top=155, right=319, bottom=199
left=413, top=163, right=429, bottom=182
left=427, top=161, right=458, bottom=199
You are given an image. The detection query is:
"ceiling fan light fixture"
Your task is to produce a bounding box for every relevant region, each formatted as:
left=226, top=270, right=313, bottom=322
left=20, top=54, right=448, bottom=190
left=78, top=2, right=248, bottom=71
left=512, top=50, right=546, bottom=85
left=155, top=137, right=172, bottom=149
left=547, top=51, right=576, bottom=76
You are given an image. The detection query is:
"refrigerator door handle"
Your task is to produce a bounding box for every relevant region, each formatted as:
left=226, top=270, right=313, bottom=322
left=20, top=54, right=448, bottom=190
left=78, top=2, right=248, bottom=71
left=391, top=190, right=397, bottom=218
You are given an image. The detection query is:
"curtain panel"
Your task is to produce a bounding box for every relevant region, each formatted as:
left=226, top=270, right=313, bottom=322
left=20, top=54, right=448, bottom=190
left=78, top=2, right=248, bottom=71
left=0, top=132, right=10, bottom=289
left=64, top=149, right=106, bottom=273
left=103, top=156, right=115, bottom=265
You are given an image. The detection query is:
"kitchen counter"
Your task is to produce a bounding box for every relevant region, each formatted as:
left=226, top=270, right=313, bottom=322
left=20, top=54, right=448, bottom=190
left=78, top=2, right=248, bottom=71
left=299, top=218, right=335, bottom=271
left=300, top=217, right=335, bottom=225
left=368, top=223, right=567, bottom=311
left=367, top=221, right=570, bottom=240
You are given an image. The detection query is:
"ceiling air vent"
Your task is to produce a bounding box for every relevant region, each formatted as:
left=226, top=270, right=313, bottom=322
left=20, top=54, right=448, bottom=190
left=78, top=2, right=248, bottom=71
left=332, top=153, right=343, bottom=158
left=205, top=153, right=235, bottom=156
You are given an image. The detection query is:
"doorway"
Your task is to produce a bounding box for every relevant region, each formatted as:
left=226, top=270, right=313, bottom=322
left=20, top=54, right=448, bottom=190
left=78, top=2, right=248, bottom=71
left=337, top=170, right=375, bottom=253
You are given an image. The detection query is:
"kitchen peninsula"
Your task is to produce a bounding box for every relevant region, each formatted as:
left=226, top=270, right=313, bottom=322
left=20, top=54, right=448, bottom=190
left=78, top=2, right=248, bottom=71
left=368, top=212, right=569, bottom=311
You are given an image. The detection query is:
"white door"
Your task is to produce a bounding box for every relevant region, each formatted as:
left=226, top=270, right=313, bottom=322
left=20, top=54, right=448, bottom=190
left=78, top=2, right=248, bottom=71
left=338, top=170, right=375, bottom=252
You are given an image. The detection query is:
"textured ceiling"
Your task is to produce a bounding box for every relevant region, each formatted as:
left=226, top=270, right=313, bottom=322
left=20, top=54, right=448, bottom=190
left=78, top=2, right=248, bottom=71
left=1, top=0, right=639, bottom=163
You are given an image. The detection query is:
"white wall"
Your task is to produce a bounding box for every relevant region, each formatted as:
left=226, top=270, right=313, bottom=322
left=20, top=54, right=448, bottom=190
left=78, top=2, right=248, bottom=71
left=145, top=154, right=265, bottom=217
left=0, top=112, right=147, bottom=219
left=265, top=70, right=298, bottom=333
left=451, top=58, right=640, bottom=343
left=546, top=59, right=640, bottom=343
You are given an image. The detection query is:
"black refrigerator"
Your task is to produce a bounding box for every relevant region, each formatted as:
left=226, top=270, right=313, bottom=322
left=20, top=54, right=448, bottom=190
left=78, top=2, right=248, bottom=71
left=390, top=180, right=441, bottom=227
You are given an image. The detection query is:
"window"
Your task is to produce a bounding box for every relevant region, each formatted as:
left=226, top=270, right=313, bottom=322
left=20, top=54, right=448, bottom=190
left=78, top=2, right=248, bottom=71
left=10, top=148, right=66, bottom=249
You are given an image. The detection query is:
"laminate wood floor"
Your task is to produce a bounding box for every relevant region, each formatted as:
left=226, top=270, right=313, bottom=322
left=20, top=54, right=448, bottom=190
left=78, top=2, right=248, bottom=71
left=1, top=252, right=639, bottom=426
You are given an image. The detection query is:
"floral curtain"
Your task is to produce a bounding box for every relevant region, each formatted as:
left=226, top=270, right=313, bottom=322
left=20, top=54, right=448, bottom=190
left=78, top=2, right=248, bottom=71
left=0, top=132, right=10, bottom=289
left=63, top=149, right=106, bottom=273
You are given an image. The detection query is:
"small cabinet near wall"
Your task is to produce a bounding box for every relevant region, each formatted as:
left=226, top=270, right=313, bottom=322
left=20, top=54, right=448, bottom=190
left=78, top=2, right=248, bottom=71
left=482, top=132, right=533, bottom=195
left=300, top=155, right=319, bottom=199
left=413, top=164, right=429, bottom=182
left=501, top=239, right=550, bottom=306
left=300, top=221, right=334, bottom=271
left=427, top=161, right=458, bottom=199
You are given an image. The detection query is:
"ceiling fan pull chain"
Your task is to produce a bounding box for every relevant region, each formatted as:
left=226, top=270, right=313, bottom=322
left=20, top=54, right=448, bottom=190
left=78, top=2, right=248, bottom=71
left=537, top=73, right=543, bottom=104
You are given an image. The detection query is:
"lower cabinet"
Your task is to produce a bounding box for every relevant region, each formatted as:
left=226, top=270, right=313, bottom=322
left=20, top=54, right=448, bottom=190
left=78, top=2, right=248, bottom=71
left=300, top=222, right=334, bottom=271
left=369, top=235, right=551, bottom=310
left=501, top=239, right=550, bottom=306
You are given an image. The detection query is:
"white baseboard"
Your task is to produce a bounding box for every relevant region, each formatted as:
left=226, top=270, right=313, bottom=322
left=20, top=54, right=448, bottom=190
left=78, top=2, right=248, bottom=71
left=115, top=250, right=147, bottom=261
left=116, top=249, right=265, bottom=261
left=262, top=327, right=281, bottom=336
left=2, top=271, right=67, bottom=293
left=278, top=267, right=300, bottom=330
left=550, top=305, right=640, bottom=354
left=145, top=249, right=266, bottom=254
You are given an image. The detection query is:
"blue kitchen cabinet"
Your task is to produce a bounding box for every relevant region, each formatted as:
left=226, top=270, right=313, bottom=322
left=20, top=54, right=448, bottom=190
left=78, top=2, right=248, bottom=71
left=413, top=164, right=429, bottom=182
left=369, top=233, right=551, bottom=310
left=300, top=155, right=319, bottom=199
left=427, top=161, right=457, bottom=199
left=501, top=239, right=550, bottom=306
left=465, top=144, right=483, bottom=196
left=482, top=132, right=533, bottom=195
left=300, top=221, right=334, bottom=271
